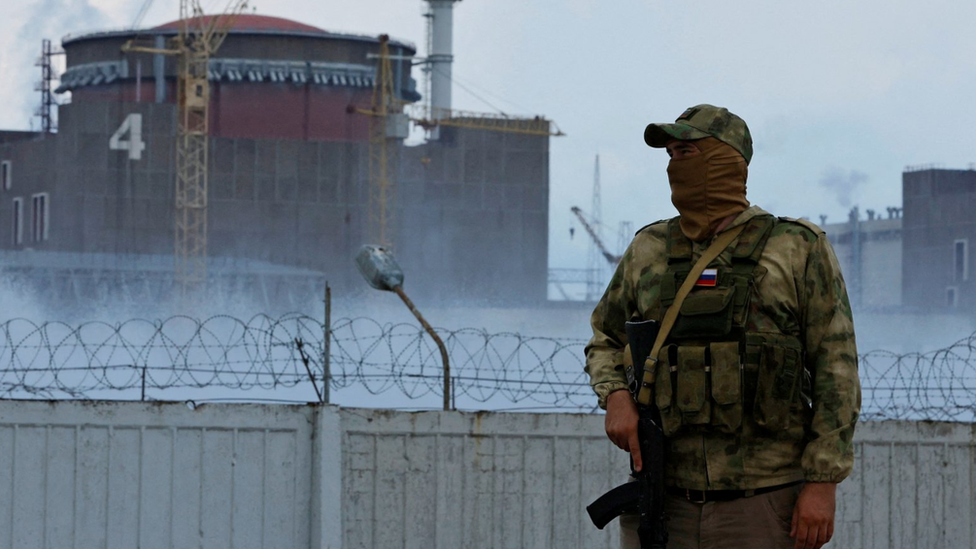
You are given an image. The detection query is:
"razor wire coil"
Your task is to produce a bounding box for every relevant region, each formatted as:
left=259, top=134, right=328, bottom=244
left=0, top=314, right=975, bottom=421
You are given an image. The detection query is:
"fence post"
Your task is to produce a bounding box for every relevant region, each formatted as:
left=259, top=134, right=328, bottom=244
left=323, top=282, right=331, bottom=404
left=140, top=364, right=147, bottom=401
left=451, top=376, right=456, bottom=411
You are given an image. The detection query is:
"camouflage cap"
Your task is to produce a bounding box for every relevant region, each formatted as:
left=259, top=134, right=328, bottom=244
left=644, top=104, right=754, bottom=164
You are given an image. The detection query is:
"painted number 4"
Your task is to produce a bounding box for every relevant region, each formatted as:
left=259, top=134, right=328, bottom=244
left=109, top=113, right=146, bottom=161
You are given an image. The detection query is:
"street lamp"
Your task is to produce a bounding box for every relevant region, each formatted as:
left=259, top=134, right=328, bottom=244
left=355, top=245, right=452, bottom=410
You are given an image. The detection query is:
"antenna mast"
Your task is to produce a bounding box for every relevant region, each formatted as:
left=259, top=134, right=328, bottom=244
left=587, top=154, right=603, bottom=300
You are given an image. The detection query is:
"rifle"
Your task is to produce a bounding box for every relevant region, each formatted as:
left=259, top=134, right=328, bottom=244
left=586, top=319, right=668, bottom=549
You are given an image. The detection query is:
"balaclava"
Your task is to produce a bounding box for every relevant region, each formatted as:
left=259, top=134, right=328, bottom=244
left=667, top=137, right=749, bottom=242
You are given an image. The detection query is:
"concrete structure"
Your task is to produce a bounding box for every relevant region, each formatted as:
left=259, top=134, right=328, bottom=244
left=902, top=167, right=976, bottom=312
left=59, top=15, right=419, bottom=142
left=0, top=14, right=551, bottom=308
left=2, top=400, right=975, bottom=549
left=823, top=206, right=903, bottom=311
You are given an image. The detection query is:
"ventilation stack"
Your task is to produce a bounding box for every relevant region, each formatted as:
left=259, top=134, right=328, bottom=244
left=425, top=0, right=461, bottom=137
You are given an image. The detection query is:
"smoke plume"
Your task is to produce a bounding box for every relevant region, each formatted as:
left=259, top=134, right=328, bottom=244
left=818, top=167, right=867, bottom=208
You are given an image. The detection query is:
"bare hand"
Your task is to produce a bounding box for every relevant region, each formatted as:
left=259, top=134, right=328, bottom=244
left=605, top=389, right=642, bottom=471
left=791, top=482, right=836, bottom=549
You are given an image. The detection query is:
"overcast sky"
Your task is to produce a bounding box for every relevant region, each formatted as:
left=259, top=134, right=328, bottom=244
left=3, top=0, right=976, bottom=289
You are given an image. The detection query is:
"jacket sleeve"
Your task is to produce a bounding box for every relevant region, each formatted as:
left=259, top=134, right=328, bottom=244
left=584, top=244, right=637, bottom=409
left=799, top=233, right=861, bottom=482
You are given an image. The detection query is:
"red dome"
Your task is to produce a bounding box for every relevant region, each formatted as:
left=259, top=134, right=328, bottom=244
left=153, top=14, right=327, bottom=35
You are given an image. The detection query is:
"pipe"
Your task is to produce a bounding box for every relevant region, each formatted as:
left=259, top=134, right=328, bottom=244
left=154, top=35, right=166, bottom=103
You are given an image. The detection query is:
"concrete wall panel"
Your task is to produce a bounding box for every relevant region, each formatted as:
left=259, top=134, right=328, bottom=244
left=0, top=402, right=315, bottom=549
left=338, top=409, right=627, bottom=549
left=2, top=401, right=974, bottom=549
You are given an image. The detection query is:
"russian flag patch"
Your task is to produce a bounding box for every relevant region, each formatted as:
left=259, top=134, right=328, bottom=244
left=695, top=268, right=718, bottom=287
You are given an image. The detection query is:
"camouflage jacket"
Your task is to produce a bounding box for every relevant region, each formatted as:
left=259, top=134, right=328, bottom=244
left=585, top=206, right=861, bottom=489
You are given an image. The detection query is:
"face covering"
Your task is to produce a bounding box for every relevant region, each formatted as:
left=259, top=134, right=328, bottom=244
left=667, top=137, right=750, bottom=242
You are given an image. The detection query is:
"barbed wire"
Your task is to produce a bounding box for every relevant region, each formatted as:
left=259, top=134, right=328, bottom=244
left=0, top=314, right=974, bottom=421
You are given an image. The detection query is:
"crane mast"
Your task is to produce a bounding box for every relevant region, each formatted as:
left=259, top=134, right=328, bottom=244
left=174, top=0, right=248, bottom=299
left=366, top=35, right=402, bottom=249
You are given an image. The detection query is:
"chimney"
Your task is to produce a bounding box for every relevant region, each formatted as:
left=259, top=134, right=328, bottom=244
left=426, top=0, right=462, bottom=118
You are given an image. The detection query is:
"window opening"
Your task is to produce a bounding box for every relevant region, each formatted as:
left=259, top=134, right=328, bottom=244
left=947, top=287, right=958, bottom=308
left=12, top=197, right=22, bottom=245
left=1, top=161, right=10, bottom=190
left=954, top=239, right=968, bottom=282
left=31, top=192, right=49, bottom=242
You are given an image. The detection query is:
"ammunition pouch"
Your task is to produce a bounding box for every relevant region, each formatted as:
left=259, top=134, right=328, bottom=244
left=653, top=340, right=741, bottom=436
left=652, top=333, right=802, bottom=436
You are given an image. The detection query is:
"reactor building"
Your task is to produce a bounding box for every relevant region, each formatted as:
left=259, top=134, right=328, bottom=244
left=0, top=8, right=551, bottom=310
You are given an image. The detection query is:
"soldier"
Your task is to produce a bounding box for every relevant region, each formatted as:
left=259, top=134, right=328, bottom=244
left=585, top=104, right=861, bottom=549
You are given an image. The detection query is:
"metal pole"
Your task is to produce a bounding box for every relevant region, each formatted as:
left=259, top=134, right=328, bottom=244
left=323, top=282, right=331, bottom=404
left=393, top=285, right=450, bottom=411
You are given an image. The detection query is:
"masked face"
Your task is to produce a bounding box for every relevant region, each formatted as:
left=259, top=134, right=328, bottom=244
left=667, top=137, right=749, bottom=241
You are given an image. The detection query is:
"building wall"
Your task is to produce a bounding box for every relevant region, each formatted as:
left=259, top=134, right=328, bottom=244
left=398, top=126, right=550, bottom=304
left=0, top=134, right=56, bottom=249
left=2, top=401, right=975, bottom=549
left=71, top=82, right=374, bottom=142
left=0, top=100, right=550, bottom=303
left=823, top=211, right=903, bottom=310
left=902, top=169, right=976, bottom=311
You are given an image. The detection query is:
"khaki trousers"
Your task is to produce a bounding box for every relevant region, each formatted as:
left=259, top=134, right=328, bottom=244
left=619, top=484, right=801, bottom=549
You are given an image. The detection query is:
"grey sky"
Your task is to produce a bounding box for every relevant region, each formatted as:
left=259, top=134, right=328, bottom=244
left=3, top=0, right=975, bottom=285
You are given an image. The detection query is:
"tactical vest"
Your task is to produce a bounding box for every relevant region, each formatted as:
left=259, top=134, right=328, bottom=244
left=650, top=215, right=806, bottom=436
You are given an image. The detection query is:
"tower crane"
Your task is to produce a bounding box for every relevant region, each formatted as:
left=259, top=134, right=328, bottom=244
left=347, top=35, right=406, bottom=249
left=123, top=0, right=249, bottom=299
left=570, top=206, right=621, bottom=265
left=348, top=42, right=563, bottom=249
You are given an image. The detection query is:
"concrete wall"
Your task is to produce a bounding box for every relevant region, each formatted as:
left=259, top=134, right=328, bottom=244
left=0, top=401, right=327, bottom=549
left=340, top=408, right=624, bottom=549
left=3, top=401, right=972, bottom=549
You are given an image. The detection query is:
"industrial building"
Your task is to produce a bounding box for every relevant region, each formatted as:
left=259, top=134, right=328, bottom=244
left=902, top=167, right=976, bottom=311
left=821, top=166, right=976, bottom=315
left=0, top=7, right=552, bottom=311
left=822, top=206, right=903, bottom=311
